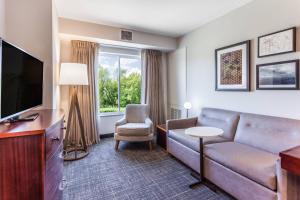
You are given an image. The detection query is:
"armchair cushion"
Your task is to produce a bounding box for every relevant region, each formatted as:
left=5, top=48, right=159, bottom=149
left=126, top=104, right=149, bottom=123
left=117, top=123, right=151, bottom=136
left=168, top=129, right=229, bottom=152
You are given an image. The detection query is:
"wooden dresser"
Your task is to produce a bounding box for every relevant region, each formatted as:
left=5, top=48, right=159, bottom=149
left=280, top=146, right=300, bottom=200
left=0, top=109, right=65, bottom=200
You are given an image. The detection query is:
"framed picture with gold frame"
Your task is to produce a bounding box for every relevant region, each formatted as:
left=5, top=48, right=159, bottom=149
left=215, top=40, right=250, bottom=91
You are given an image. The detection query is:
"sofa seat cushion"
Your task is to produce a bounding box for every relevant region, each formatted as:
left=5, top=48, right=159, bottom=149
left=168, top=129, right=229, bottom=152
left=204, top=142, right=279, bottom=191
left=117, top=123, right=150, bottom=136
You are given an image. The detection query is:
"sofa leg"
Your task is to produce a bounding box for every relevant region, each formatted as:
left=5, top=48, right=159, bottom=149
left=115, top=140, right=120, bottom=150
left=149, top=141, right=152, bottom=151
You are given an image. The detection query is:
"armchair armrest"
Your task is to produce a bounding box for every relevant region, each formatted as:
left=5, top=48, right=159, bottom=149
left=166, top=117, right=198, bottom=131
left=115, top=117, right=127, bottom=132
left=276, top=158, right=287, bottom=200
left=145, top=117, right=153, bottom=133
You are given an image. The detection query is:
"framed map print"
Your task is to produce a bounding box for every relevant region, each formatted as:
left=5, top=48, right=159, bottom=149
left=257, top=60, right=299, bottom=90
left=258, top=27, right=296, bottom=58
left=215, top=40, right=250, bottom=91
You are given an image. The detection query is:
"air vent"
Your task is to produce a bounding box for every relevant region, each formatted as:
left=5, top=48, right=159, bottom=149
left=170, top=107, right=182, bottom=119
left=121, top=30, right=133, bottom=41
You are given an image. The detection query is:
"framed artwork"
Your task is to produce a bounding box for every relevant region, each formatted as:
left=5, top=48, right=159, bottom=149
left=258, top=27, right=296, bottom=58
left=256, top=60, right=299, bottom=90
left=215, top=40, right=250, bottom=91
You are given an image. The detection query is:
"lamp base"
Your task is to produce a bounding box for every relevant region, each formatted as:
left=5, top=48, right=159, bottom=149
left=63, top=87, right=89, bottom=161
left=63, top=147, right=89, bottom=161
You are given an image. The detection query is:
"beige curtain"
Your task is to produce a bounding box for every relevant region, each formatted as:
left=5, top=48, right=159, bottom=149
left=142, top=49, right=167, bottom=128
left=65, top=40, right=100, bottom=147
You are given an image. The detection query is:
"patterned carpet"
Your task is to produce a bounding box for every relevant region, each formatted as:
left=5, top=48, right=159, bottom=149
left=63, top=138, right=233, bottom=200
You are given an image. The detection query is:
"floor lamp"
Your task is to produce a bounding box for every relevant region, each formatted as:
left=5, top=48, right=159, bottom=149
left=59, top=63, right=89, bottom=161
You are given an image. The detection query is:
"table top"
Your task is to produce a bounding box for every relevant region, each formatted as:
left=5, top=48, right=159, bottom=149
left=0, top=109, right=64, bottom=139
left=157, top=124, right=166, bottom=132
left=185, top=126, right=223, bottom=138
left=280, top=145, right=300, bottom=176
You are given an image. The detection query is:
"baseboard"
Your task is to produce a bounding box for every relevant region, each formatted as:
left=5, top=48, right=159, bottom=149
left=100, top=133, right=114, bottom=139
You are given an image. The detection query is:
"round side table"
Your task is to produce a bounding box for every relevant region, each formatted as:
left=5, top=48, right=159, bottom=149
left=185, top=126, right=223, bottom=189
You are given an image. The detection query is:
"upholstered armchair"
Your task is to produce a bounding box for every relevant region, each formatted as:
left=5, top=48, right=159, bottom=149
left=114, top=104, right=154, bottom=150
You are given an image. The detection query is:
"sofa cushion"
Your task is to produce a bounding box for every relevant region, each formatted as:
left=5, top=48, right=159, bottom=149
left=234, top=113, right=300, bottom=154
left=117, top=123, right=150, bottom=136
left=168, top=129, right=229, bottom=152
left=197, top=108, right=240, bottom=140
left=205, top=142, right=279, bottom=191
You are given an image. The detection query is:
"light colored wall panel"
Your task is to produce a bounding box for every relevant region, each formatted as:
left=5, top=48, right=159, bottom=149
left=170, top=0, right=300, bottom=119
left=0, top=0, right=5, bottom=37
left=5, top=0, right=53, bottom=108
left=167, top=47, right=186, bottom=118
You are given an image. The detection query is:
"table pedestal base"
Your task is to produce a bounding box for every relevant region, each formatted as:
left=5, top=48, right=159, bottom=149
left=189, top=172, right=218, bottom=192
left=184, top=130, right=224, bottom=193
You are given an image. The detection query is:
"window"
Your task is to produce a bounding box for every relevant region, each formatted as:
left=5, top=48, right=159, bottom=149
left=97, top=47, right=141, bottom=114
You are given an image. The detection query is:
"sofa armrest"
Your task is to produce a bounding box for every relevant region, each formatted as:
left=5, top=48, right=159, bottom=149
left=276, top=158, right=287, bottom=200
left=115, top=117, right=127, bottom=132
left=145, top=117, right=153, bottom=133
left=166, top=117, right=198, bottom=131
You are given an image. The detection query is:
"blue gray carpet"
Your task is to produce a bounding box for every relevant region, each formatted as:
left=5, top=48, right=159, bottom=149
left=63, top=138, right=233, bottom=200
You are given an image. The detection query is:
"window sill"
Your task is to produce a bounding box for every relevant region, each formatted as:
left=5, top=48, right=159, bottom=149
left=99, top=112, right=124, bottom=117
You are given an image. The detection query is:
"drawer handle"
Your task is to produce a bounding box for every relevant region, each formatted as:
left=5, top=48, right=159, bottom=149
left=61, top=127, right=67, bottom=130
left=51, top=136, right=60, bottom=141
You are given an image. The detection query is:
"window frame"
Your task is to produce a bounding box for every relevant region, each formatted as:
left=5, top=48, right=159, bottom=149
left=97, top=51, right=142, bottom=117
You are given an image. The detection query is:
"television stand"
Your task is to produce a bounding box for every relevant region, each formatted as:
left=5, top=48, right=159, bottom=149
left=4, top=113, right=39, bottom=123
left=0, top=109, right=65, bottom=200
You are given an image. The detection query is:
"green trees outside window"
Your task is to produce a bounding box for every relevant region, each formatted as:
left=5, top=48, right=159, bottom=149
left=98, top=54, right=141, bottom=113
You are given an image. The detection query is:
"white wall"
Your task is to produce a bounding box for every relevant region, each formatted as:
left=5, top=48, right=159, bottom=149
left=169, top=0, right=300, bottom=119
left=59, top=18, right=177, bottom=51
left=0, top=0, right=5, bottom=37
left=52, top=2, right=60, bottom=109
left=167, top=47, right=187, bottom=118
left=5, top=0, right=54, bottom=109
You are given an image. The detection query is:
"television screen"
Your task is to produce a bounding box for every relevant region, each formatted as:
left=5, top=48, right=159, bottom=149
left=0, top=39, right=43, bottom=119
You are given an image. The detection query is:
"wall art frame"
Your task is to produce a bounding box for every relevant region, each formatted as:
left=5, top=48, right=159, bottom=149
left=258, top=27, right=296, bottom=58
left=215, top=40, right=251, bottom=91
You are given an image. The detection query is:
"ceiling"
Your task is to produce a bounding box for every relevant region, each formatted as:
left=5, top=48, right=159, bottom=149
left=55, top=0, right=253, bottom=38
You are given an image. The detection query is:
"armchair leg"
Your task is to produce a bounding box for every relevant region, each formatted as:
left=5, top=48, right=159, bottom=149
left=149, top=141, right=152, bottom=151
left=115, top=140, right=120, bottom=150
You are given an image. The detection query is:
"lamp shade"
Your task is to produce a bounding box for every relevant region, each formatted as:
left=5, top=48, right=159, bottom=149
left=59, top=63, right=89, bottom=85
left=184, top=101, right=192, bottom=110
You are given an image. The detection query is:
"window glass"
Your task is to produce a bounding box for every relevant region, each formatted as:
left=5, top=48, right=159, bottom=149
left=98, top=54, right=119, bottom=113
left=120, top=57, right=141, bottom=112
left=98, top=50, right=141, bottom=114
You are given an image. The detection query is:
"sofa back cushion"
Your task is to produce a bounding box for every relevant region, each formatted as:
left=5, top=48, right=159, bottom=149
left=197, top=108, right=240, bottom=140
left=125, top=104, right=149, bottom=123
left=234, top=113, right=300, bottom=154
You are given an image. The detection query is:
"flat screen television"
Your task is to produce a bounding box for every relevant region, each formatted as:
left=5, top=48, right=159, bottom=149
left=0, top=39, right=43, bottom=121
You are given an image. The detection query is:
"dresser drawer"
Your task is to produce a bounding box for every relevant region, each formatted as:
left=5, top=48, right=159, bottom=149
left=45, top=121, right=63, bottom=161
left=45, top=143, right=63, bottom=200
